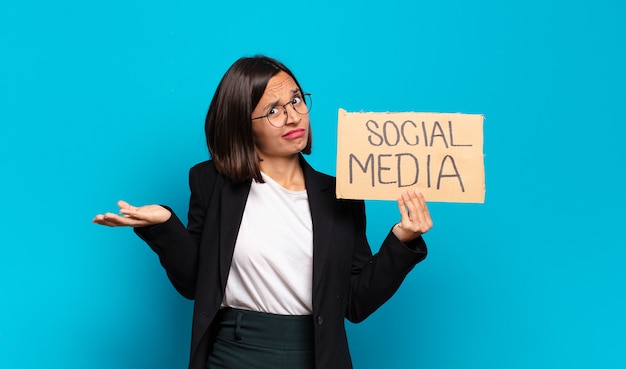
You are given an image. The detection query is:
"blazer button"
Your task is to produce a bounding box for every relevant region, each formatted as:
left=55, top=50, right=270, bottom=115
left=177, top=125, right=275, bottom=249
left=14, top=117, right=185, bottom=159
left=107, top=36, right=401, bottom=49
left=316, top=315, right=324, bottom=326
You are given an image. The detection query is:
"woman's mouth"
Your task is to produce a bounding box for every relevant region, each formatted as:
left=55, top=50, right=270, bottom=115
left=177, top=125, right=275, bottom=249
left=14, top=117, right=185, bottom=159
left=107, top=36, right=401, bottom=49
left=283, top=128, right=306, bottom=140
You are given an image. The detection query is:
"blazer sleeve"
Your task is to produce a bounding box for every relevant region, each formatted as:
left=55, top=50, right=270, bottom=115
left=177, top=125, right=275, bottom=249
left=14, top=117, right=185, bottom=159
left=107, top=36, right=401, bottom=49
left=133, top=162, right=215, bottom=299
left=345, top=200, right=427, bottom=323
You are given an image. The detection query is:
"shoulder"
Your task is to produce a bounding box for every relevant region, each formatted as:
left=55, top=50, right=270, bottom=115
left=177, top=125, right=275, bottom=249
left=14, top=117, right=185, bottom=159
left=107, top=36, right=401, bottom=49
left=189, top=160, right=220, bottom=180
left=300, top=156, right=336, bottom=190
left=310, top=167, right=336, bottom=187
left=188, top=160, right=222, bottom=191
left=300, top=157, right=365, bottom=210
left=190, top=159, right=217, bottom=174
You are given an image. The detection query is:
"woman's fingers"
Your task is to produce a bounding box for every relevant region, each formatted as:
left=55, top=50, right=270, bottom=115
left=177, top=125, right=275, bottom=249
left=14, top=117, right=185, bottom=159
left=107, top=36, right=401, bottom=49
left=93, top=213, right=125, bottom=227
left=397, top=195, right=409, bottom=218
left=402, top=190, right=426, bottom=227
left=117, top=200, right=139, bottom=216
left=118, top=201, right=157, bottom=221
left=93, top=201, right=170, bottom=227
left=394, top=189, right=433, bottom=242
left=93, top=212, right=148, bottom=227
left=412, top=190, right=431, bottom=229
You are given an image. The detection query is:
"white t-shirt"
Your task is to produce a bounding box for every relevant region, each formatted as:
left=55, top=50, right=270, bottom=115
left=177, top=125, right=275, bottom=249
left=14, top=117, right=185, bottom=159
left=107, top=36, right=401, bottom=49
left=221, top=172, right=314, bottom=315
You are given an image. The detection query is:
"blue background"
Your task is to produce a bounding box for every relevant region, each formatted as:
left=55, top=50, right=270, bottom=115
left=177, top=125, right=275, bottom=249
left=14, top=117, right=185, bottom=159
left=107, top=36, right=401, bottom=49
left=1, top=1, right=625, bottom=368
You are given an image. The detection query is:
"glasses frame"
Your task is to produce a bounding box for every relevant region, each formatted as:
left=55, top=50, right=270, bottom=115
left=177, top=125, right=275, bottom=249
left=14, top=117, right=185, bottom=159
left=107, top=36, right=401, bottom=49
left=251, top=93, right=312, bottom=128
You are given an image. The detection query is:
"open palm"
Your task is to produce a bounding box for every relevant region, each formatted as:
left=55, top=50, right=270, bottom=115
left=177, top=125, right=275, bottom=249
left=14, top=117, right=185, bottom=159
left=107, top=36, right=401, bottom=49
left=93, top=200, right=171, bottom=227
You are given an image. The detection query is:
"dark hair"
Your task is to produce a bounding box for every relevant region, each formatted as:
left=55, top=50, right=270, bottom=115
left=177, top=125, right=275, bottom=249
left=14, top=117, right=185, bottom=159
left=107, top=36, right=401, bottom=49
left=205, top=55, right=312, bottom=184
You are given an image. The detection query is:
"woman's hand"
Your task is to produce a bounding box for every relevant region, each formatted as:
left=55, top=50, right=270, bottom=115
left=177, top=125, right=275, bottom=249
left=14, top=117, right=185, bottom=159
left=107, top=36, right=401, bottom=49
left=92, top=200, right=171, bottom=227
left=392, top=189, right=433, bottom=243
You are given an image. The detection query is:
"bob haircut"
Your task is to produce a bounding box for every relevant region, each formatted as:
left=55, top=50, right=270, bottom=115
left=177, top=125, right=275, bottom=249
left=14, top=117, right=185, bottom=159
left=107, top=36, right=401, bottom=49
left=205, top=55, right=312, bottom=184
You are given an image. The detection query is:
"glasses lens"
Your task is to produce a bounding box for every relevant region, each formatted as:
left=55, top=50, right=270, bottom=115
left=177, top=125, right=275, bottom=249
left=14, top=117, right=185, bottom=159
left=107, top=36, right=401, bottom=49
left=267, top=111, right=285, bottom=127
left=294, top=94, right=312, bottom=115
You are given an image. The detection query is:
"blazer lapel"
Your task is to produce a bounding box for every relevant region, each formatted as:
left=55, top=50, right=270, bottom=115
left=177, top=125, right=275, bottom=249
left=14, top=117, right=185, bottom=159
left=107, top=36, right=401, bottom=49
left=301, top=157, right=336, bottom=296
left=218, top=180, right=251, bottom=291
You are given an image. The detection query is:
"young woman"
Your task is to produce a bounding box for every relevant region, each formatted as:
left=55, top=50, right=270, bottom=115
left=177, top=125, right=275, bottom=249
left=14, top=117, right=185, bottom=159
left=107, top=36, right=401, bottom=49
left=93, top=55, right=433, bottom=369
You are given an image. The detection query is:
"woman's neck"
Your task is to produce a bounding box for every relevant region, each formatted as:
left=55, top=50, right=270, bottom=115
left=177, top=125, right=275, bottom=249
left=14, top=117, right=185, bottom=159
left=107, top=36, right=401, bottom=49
left=259, top=155, right=305, bottom=191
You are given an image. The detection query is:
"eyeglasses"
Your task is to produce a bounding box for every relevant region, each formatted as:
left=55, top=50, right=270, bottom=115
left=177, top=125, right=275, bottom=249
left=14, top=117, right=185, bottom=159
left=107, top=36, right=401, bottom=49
left=251, top=93, right=312, bottom=128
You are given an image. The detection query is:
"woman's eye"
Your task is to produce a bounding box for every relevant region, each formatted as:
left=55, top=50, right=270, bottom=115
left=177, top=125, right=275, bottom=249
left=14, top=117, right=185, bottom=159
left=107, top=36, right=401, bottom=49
left=292, top=96, right=303, bottom=105
left=268, top=107, right=279, bottom=116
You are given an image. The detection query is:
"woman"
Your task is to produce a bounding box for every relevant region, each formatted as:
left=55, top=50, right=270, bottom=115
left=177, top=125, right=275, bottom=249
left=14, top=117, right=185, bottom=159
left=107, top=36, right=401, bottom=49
left=93, top=55, right=433, bottom=369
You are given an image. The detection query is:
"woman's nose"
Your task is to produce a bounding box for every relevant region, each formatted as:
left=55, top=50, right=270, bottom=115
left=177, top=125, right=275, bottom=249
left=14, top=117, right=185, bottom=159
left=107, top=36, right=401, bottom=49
left=284, top=104, right=301, bottom=125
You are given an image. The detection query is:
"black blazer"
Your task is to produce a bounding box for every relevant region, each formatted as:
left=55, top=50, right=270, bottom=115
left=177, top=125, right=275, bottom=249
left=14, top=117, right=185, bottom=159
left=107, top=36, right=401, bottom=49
left=135, top=156, right=427, bottom=369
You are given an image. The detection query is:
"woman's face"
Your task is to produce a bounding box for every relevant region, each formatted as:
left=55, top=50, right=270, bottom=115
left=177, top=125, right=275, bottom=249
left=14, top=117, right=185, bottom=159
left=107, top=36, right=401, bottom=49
left=250, top=71, right=310, bottom=161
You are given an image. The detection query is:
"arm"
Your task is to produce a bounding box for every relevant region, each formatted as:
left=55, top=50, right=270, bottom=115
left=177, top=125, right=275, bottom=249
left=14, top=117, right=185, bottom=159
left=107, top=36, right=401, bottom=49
left=133, top=164, right=214, bottom=299
left=133, top=210, right=199, bottom=299
left=346, top=189, right=432, bottom=323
